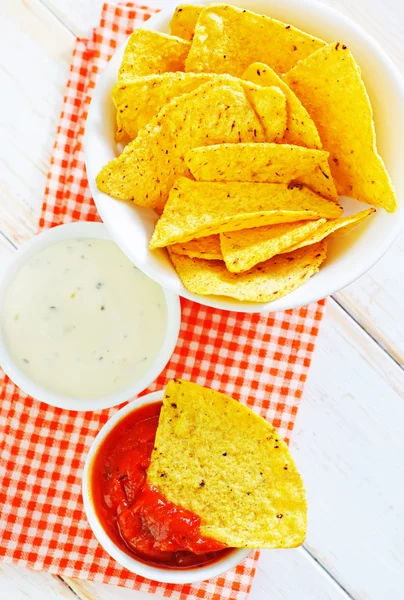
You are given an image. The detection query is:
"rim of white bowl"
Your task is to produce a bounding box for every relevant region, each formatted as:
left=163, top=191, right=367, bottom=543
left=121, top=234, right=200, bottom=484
left=84, top=0, right=404, bottom=314
left=0, top=223, right=181, bottom=412
left=82, top=390, right=251, bottom=584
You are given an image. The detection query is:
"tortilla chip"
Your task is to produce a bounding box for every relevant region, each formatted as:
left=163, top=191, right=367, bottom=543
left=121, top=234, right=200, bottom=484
left=118, top=29, right=190, bottom=82
left=169, top=241, right=327, bottom=302
left=243, top=62, right=322, bottom=149
left=185, top=143, right=328, bottom=183
left=170, top=235, right=222, bottom=260
left=185, top=5, right=325, bottom=77
left=284, top=43, right=397, bottom=212
left=150, top=178, right=342, bottom=248
left=220, top=219, right=326, bottom=273
left=113, top=73, right=286, bottom=141
left=294, top=159, right=338, bottom=203
left=97, top=80, right=266, bottom=211
left=148, top=379, right=307, bottom=547
left=113, top=73, right=214, bottom=139
left=170, top=5, right=203, bottom=41
left=242, top=63, right=337, bottom=201
left=282, top=208, right=376, bottom=253
left=243, top=85, right=286, bottom=141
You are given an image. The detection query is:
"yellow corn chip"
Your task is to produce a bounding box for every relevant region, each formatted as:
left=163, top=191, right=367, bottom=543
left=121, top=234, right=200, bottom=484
left=148, top=379, right=307, bottom=547
left=220, top=219, right=326, bottom=273
left=243, top=85, right=286, bottom=141
left=243, top=85, right=286, bottom=142
left=294, top=158, right=338, bottom=203
left=170, top=235, right=222, bottom=260
left=97, top=81, right=266, bottom=211
left=149, top=178, right=342, bottom=248
left=113, top=74, right=286, bottom=141
left=243, top=62, right=338, bottom=201
left=282, top=208, right=376, bottom=253
left=185, top=5, right=325, bottom=77
left=113, top=72, right=214, bottom=139
left=243, top=62, right=322, bottom=149
left=118, top=29, right=190, bottom=82
left=185, top=143, right=328, bottom=183
left=169, top=241, right=327, bottom=302
left=170, top=5, right=203, bottom=41
left=284, top=43, right=397, bottom=212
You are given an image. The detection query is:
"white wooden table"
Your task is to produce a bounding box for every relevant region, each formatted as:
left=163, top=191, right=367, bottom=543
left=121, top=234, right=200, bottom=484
left=1, top=1, right=404, bottom=598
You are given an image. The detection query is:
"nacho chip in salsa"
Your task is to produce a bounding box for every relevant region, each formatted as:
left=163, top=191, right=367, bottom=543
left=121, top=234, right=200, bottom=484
left=148, top=379, right=307, bottom=547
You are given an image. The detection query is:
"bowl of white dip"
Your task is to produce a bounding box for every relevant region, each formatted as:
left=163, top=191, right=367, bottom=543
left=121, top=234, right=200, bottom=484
left=0, top=222, right=181, bottom=411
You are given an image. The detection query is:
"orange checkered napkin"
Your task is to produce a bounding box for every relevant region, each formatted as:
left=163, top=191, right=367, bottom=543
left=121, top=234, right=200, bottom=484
left=0, top=3, right=325, bottom=599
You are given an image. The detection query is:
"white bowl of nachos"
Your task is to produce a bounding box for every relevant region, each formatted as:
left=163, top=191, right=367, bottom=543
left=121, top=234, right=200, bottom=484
left=85, top=0, right=404, bottom=313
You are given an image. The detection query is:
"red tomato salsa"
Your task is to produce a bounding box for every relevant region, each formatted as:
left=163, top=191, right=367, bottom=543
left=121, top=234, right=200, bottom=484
left=90, top=401, right=231, bottom=568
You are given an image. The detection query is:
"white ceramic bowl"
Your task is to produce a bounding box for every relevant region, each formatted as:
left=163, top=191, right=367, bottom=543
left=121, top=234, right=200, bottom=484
left=0, top=222, right=181, bottom=411
left=82, top=390, right=250, bottom=583
left=85, top=0, right=404, bottom=313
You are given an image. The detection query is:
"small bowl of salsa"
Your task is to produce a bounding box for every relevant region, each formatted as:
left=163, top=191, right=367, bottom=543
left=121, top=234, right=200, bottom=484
left=82, top=391, right=251, bottom=584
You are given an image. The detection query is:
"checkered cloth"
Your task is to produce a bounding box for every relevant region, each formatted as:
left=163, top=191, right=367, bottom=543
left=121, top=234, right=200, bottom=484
left=0, top=3, right=325, bottom=598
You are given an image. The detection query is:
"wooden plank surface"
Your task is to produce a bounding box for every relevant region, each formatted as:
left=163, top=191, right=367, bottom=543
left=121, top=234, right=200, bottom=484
left=40, top=0, right=170, bottom=37
left=1, top=0, right=75, bottom=245
left=0, top=564, right=77, bottom=600
left=64, top=546, right=353, bottom=600
left=1, top=0, right=404, bottom=599
left=294, top=301, right=404, bottom=599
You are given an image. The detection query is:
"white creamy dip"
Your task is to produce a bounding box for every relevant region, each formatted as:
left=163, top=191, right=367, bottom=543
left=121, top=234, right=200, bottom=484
left=1, top=238, right=167, bottom=399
